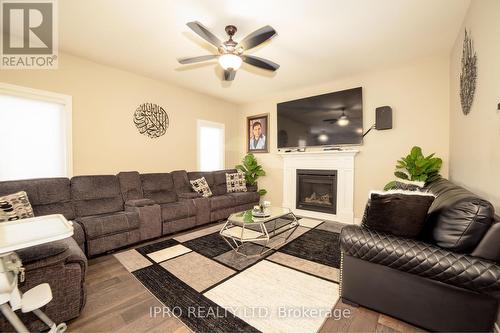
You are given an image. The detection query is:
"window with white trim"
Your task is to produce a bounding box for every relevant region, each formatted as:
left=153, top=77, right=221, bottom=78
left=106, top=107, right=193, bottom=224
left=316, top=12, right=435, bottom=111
left=197, top=120, right=225, bottom=171
left=0, top=84, right=72, bottom=181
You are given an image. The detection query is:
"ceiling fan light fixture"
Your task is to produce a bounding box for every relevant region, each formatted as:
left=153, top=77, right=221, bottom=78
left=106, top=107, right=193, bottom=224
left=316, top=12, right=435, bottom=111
left=218, top=54, right=242, bottom=70
left=180, top=22, right=279, bottom=81
left=318, top=133, right=329, bottom=143
left=337, top=115, right=350, bottom=127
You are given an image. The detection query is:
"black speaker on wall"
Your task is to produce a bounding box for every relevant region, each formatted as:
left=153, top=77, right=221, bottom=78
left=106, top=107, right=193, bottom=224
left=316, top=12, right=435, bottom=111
left=375, top=106, right=392, bottom=130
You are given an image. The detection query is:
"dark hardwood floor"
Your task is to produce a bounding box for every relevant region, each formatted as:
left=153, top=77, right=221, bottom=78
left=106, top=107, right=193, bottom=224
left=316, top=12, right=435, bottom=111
left=68, top=255, right=189, bottom=333
left=318, top=300, right=425, bottom=333
left=68, top=250, right=425, bottom=333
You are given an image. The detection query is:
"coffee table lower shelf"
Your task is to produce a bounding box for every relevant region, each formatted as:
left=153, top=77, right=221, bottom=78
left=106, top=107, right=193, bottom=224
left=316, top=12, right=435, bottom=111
left=219, top=210, right=299, bottom=258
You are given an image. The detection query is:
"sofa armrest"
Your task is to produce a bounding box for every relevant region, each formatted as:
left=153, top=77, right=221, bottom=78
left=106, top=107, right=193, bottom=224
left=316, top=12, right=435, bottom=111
left=17, top=222, right=85, bottom=264
left=178, top=192, right=202, bottom=199
left=17, top=240, right=69, bottom=265
left=20, top=237, right=87, bottom=277
left=472, top=219, right=500, bottom=263
left=125, top=198, right=156, bottom=207
left=340, top=224, right=500, bottom=297
left=5, top=237, right=88, bottom=332
left=71, top=221, right=86, bottom=251
left=125, top=202, right=162, bottom=240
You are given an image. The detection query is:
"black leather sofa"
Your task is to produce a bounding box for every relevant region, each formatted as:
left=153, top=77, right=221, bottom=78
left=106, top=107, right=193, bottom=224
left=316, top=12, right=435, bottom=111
left=340, top=179, right=500, bottom=332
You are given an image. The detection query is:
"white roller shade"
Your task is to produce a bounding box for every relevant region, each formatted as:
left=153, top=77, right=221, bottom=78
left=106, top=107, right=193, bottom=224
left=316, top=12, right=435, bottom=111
left=197, top=120, right=225, bottom=171
left=0, top=93, right=70, bottom=181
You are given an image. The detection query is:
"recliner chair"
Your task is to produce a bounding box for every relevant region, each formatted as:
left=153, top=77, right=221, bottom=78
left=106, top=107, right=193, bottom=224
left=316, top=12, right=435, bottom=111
left=0, top=178, right=87, bottom=332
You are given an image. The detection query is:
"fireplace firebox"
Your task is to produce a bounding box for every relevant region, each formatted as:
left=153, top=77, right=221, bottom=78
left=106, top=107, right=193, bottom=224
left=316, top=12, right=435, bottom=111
left=296, top=169, right=337, bottom=214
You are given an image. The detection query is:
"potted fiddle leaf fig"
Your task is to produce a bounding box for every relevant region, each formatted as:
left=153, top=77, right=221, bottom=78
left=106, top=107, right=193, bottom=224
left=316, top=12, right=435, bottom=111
left=236, top=153, right=267, bottom=196
left=384, top=146, right=442, bottom=191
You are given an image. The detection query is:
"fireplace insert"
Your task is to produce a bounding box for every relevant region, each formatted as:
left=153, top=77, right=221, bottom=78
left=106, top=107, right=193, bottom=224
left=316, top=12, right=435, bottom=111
left=296, top=169, right=337, bottom=214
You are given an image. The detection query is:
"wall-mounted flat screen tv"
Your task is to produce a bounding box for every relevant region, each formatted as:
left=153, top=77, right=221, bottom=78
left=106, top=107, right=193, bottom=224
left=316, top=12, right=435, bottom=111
left=277, top=87, right=363, bottom=148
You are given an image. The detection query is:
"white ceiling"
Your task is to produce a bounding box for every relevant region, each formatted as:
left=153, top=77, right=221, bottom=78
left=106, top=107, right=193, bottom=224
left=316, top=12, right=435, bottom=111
left=59, top=0, right=470, bottom=104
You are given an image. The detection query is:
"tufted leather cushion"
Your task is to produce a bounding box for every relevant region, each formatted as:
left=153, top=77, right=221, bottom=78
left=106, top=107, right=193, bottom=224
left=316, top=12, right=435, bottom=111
left=424, top=179, right=495, bottom=253
left=341, top=224, right=500, bottom=297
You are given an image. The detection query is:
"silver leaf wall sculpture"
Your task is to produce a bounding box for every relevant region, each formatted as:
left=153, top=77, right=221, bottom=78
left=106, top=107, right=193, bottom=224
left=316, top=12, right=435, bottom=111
left=459, top=29, right=477, bottom=116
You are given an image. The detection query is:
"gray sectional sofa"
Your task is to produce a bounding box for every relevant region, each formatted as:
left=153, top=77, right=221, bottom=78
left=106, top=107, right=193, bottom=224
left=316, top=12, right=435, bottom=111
left=0, top=168, right=259, bottom=331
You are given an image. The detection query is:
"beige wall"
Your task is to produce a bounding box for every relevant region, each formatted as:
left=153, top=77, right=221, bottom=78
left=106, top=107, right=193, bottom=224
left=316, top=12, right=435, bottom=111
left=449, top=0, right=500, bottom=213
left=0, top=51, right=454, bottom=219
left=0, top=53, right=240, bottom=175
left=236, top=56, right=450, bottom=219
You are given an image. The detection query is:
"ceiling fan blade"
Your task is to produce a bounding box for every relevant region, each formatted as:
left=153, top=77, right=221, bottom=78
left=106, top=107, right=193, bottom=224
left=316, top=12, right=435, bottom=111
left=186, top=21, right=223, bottom=48
left=177, top=55, right=218, bottom=64
left=238, top=25, right=277, bottom=50
left=242, top=55, right=280, bottom=71
left=223, top=69, right=236, bottom=81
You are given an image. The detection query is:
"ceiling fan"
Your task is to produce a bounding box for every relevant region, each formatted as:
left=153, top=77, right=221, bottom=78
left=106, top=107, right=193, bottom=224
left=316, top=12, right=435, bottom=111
left=177, top=21, right=280, bottom=81
left=323, top=108, right=350, bottom=126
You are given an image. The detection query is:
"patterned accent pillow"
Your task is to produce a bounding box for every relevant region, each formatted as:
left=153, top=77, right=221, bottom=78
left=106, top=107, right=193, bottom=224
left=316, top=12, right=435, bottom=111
left=0, top=191, right=35, bottom=222
left=389, top=180, right=426, bottom=192
left=226, top=172, right=247, bottom=193
left=190, top=177, right=213, bottom=197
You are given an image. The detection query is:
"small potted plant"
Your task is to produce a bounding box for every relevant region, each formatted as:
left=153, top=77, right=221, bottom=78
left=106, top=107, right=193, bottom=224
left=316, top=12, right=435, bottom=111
left=384, top=146, right=442, bottom=191
left=236, top=153, right=267, bottom=196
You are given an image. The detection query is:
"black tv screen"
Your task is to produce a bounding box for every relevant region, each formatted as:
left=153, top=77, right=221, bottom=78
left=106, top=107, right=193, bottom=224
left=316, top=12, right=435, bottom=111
left=277, top=87, right=363, bottom=148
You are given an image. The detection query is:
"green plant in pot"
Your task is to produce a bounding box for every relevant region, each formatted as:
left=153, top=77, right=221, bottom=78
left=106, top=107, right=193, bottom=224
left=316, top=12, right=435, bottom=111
left=384, top=146, right=442, bottom=191
left=236, top=153, right=267, bottom=196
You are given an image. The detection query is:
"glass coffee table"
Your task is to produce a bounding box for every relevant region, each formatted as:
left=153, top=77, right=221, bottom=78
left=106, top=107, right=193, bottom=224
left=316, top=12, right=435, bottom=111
left=220, top=207, right=299, bottom=257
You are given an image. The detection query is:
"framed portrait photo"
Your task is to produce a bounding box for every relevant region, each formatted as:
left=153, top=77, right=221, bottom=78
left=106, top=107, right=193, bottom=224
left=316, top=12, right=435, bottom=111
left=247, top=113, right=269, bottom=153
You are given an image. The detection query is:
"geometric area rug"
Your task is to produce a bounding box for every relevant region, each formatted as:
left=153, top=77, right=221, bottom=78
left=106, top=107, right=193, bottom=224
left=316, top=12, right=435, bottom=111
left=114, top=218, right=343, bottom=333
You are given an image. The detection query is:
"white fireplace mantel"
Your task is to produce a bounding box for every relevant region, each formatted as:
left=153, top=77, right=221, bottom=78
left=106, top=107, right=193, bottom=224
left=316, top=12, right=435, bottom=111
left=279, top=149, right=359, bottom=223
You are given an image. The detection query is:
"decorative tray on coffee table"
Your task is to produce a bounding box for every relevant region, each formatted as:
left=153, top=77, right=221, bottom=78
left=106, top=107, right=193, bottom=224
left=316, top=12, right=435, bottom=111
left=252, top=209, right=271, bottom=218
